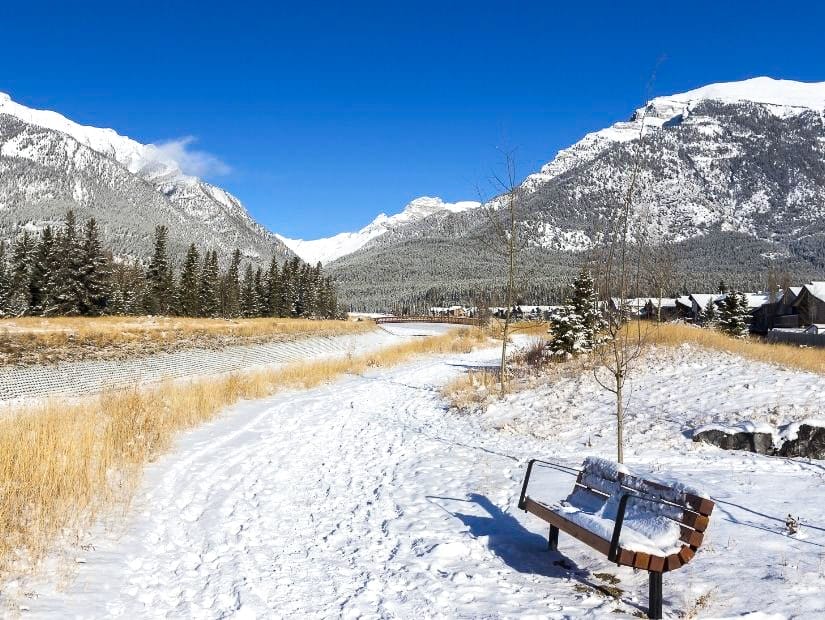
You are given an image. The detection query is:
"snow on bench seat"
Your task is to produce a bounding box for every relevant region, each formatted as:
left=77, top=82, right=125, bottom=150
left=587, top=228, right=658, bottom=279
left=519, top=456, right=714, bottom=572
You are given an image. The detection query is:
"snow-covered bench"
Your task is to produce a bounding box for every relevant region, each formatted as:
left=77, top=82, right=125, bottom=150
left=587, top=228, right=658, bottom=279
left=518, top=456, right=714, bottom=619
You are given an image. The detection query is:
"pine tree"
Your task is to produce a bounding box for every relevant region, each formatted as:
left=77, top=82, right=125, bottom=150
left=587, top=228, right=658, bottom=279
left=278, top=258, right=294, bottom=317
left=265, top=256, right=281, bottom=317
left=79, top=218, right=110, bottom=315
left=144, top=225, right=173, bottom=315
left=718, top=291, right=750, bottom=338
left=52, top=211, right=85, bottom=315
left=287, top=256, right=301, bottom=316
left=0, top=241, right=9, bottom=315
left=198, top=250, right=220, bottom=317
left=702, top=298, right=717, bottom=326
left=29, top=226, right=56, bottom=315
left=549, top=269, right=602, bottom=355
left=177, top=243, right=201, bottom=317
left=223, top=248, right=242, bottom=317
left=240, top=263, right=256, bottom=317
left=549, top=305, right=586, bottom=356
left=253, top=266, right=266, bottom=317
left=318, top=276, right=338, bottom=318
left=7, top=230, right=34, bottom=315
left=109, top=260, right=144, bottom=315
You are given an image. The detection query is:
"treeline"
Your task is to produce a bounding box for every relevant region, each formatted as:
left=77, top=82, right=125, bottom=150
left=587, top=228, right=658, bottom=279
left=0, top=211, right=339, bottom=319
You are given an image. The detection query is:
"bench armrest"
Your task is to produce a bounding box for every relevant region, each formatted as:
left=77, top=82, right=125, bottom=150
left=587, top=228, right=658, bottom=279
left=607, top=493, right=678, bottom=563
left=518, top=458, right=579, bottom=511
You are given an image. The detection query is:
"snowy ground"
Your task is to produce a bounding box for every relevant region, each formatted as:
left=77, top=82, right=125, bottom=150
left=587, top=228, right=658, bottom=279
left=6, top=337, right=825, bottom=619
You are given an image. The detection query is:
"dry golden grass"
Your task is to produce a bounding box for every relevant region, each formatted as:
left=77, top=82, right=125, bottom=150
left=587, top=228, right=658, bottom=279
left=441, top=369, right=500, bottom=411
left=0, top=316, right=374, bottom=366
left=0, top=327, right=488, bottom=577
left=647, top=322, right=825, bottom=375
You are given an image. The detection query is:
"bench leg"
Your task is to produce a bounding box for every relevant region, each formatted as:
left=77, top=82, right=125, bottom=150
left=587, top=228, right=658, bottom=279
left=548, top=525, right=559, bottom=551
left=648, top=571, right=663, bottom=619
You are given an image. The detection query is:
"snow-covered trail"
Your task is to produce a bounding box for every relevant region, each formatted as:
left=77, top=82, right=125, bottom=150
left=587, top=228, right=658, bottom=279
left=14, top=338, right=825, bottom=618
left=19, top=343, right=611, bottom=618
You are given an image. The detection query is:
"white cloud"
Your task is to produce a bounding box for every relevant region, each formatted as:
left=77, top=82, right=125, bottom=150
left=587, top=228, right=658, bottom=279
left=149, top=136, right=231, bottom=177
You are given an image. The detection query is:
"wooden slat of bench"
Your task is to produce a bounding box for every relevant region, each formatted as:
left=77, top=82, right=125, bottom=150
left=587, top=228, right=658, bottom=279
left=683, top=512, right=710, bottom=532
left=680, top=525, right=704, bottom=547
left=686, top=496, right=715, bottom=516
left=665, top=553, right=683, bottom=572
left=633, top=552, right=651, bottom=570
left=648, top=555, right=665, bottom=572
left=618, top=549, right=635, bottom=566
left=582, top=471, right=707, bottom=533
left=618, top=471, right=715, bottom=517
left=523, top=497, right=611, bottom=556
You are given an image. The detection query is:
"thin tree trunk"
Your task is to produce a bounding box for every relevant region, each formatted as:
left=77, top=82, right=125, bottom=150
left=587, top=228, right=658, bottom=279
left=616, top=373, right=624, bottom=463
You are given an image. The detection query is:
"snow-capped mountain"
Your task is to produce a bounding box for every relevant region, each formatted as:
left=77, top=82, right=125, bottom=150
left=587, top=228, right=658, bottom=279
left=0, top=93, right=292, bottom=263
left=330, top=77, right=825, bottom=309
left=277, top=196, right=480, bottom=264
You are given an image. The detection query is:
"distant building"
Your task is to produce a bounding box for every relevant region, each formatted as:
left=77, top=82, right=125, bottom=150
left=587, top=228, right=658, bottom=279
left=793, top=282, right=825, bottom=325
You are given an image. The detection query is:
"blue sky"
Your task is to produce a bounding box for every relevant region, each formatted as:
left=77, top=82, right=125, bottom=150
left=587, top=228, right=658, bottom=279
left=4, top=1, right=825, bottom=238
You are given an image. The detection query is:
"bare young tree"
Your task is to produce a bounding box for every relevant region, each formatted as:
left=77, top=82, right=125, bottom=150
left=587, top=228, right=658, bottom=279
left=591, top=106, right=652, bottom=464
left=479, top=149, right=529, bottom=395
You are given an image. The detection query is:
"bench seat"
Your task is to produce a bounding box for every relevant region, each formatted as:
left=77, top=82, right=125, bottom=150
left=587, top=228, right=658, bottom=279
left=540, top=489, right=684, bottom=557
left=518, top=456, right=715, bottom=618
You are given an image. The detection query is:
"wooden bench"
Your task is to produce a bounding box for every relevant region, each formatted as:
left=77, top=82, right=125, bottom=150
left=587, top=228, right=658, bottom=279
left=518, top=456, right=714, bottom=619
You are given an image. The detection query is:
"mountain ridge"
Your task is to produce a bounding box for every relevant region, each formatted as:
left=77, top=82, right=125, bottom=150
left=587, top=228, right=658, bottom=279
left=0, top=92, right=292, bottom=264
left=328, top=77, right=825, bottom=309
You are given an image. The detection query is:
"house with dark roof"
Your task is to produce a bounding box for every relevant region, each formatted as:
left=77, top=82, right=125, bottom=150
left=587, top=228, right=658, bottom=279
left=792, top=282, right=825, bottom=325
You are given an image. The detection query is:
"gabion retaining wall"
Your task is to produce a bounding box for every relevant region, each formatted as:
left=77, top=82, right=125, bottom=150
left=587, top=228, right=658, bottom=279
left=0, top=330, right=397, bottom=404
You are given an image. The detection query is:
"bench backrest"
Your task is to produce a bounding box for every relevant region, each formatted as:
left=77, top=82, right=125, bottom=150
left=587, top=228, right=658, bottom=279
left=574, top=457, right=714, bottom=571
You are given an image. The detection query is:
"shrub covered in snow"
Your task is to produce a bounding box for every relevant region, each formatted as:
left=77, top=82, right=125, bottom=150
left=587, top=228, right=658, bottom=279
left=549, top=269, right=604, bottom=355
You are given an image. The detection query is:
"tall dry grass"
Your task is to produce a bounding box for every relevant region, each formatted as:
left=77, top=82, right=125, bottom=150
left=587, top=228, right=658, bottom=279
left=0, top=316, right=374, bottom=366
left=0, top=327, right=487, bottom=577
left=647, top=322, right=825, bottom=375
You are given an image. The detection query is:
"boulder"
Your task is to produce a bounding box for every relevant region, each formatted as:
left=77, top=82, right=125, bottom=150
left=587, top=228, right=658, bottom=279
left=778, top=424, right=825, bottom=459
left=692, top=428, right=775, bottom=454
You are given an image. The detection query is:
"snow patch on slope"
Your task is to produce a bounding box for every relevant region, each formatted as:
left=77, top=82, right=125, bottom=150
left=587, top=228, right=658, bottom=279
left=0, top=92, right=201, bottom=184
left=278, top=196, right=481, bottom=264
left=523, top=77, right=825, bottom=192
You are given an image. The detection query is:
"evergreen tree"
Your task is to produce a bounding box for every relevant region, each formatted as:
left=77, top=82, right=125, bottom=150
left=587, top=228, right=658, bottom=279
left=177, top=243, right=201, bottom=317
left=253, top=266, right=266, bottom=317
left=240, top=263, right=256, bottom=317
left=549, top=269, right=603, bottom=355
left=265, top=256, right=281, bottom=317
left=110, top=259, right=145, bottom=315
left=718, top=291, right=750, bottom=337
left=318, top=276, right=338, bottom=318
left=286, top=256, right=301, bottom=316
left=0, top=241, right=9, bottom=315
left=144, top=225, right=173, bottom=315
left=223, top=248, right=242, bottom=317
left=278, top=258, right=294, bottom=317
left=52, top=211, right=85, bottom=315
left=198, top=250, right=220, bottom=317
left=7, top=231, right=34, bottom=315
left=29, top=226, right=56, bottom=315
left=702, top=298, right=717, bottom=326
left=79, top=218, right=110, bottom=315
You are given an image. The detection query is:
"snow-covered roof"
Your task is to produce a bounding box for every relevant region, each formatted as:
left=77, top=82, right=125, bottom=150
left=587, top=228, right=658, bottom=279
left=803, top=281, right=825, bottom=304
left=742, top=292, right=772, bottom=309
left=689, top=294, right=725, bottom=308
